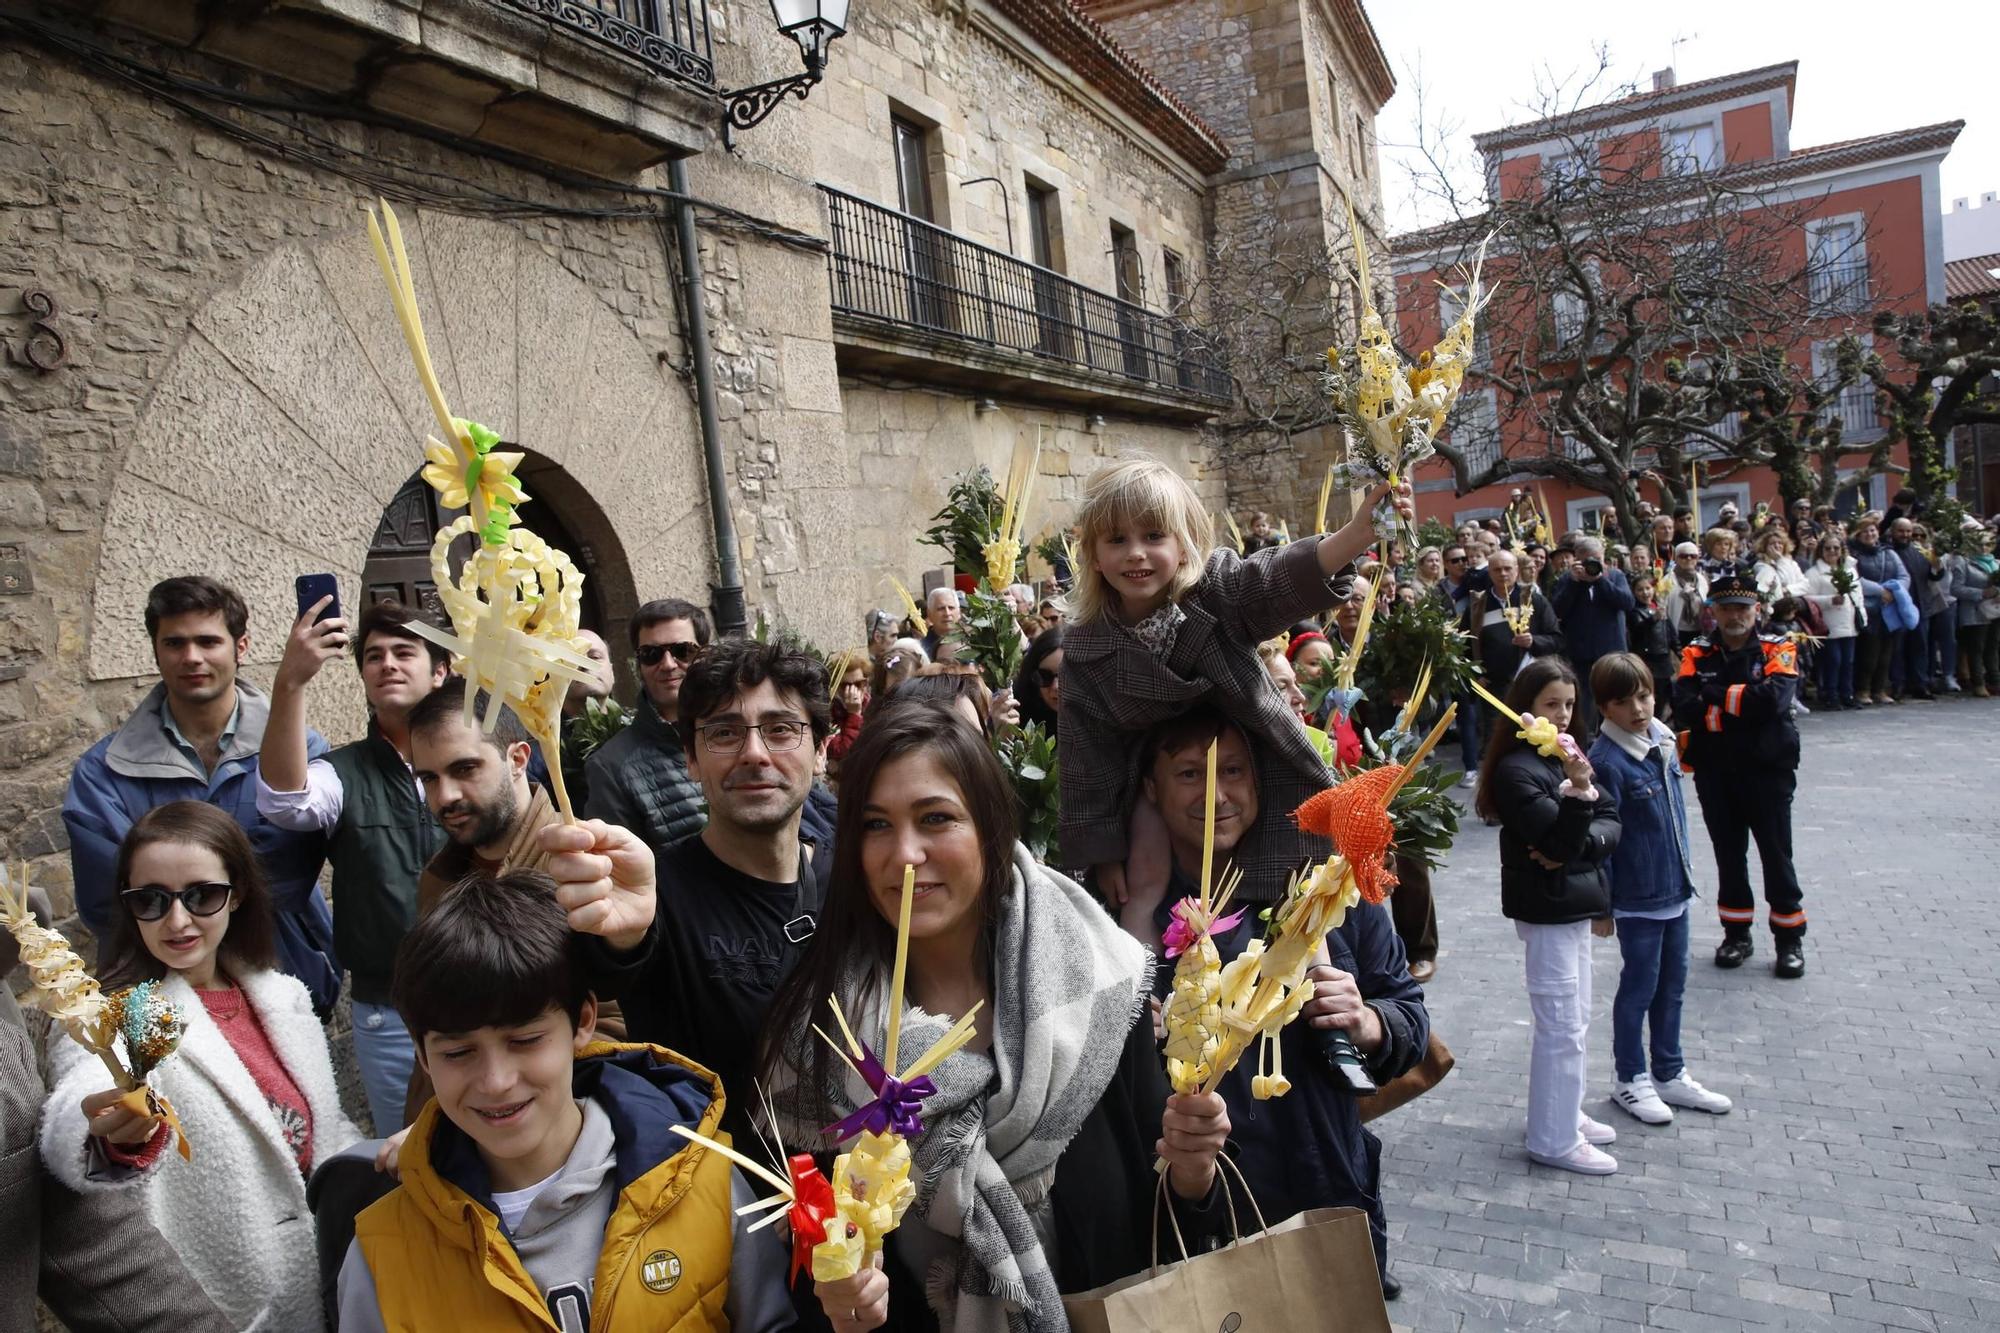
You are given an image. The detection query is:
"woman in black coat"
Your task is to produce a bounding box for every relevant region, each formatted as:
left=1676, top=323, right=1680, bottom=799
left=1475, top=657, right=1622, bottom=1176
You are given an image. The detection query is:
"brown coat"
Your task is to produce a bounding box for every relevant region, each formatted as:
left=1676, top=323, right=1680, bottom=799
left=402, top=785, right=628, bottom=1124
left=1058, top=537, right=1350, bottom=901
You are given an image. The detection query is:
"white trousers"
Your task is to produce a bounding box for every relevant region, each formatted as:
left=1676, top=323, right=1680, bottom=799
left=1517, top=919, right=1594, bottom=1157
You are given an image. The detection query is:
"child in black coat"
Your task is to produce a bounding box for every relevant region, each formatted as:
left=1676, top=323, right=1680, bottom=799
left=1474, top=658, right=1622, bottom=1175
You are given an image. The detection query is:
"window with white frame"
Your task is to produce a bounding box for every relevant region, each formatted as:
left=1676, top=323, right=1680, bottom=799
left=1812, top=335, right=1879, bottom=438
left=1663, top=123, right=1719, bottom=175
left=1806, top=216, right=1869, bottom=314
left=1544, top=143, right=1598, bottom=192
left=1447, top=387, right=1502, bottom=472
left=1551, top=258, right=1600, bottom=349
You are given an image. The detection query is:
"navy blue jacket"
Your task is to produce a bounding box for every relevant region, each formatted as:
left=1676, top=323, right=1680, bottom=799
left=1549, top=568, right=1635, bottom=670
left=1152, top=859, right=1429, bottom=1271
left=1586, top=723, right=1696, bottom=914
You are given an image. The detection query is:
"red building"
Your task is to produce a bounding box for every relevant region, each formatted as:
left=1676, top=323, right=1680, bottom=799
left=1391, top=62, right=1961, bottom=534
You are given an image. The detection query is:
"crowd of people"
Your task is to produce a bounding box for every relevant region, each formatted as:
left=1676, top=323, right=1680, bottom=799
left=10, top=455, right=1991, bottom=1331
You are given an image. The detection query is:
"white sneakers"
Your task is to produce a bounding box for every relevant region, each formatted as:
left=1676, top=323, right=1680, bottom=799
left=1657, top=1073, right=1733, bottom=1114
left=1614, top=1071, right=1733, bottom=1125
left=1530, top=1142, right=1618, bottom=1175
left=1578, top=1114, right=1618, bottom=1146
left=1612, top=1074, right=1674, bottom=1124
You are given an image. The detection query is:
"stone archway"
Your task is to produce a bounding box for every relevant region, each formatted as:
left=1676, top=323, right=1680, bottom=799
left=86, top=208, right=709, bottom=720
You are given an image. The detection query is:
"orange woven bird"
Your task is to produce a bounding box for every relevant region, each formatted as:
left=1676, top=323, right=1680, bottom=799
left=1292, top=766, right=1402, bottom=904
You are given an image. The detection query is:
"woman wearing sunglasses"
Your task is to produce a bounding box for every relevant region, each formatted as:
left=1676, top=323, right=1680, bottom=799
left=1014, top=624, right=1065, bottom=735
left=40, top=800, right=358, bottom=1331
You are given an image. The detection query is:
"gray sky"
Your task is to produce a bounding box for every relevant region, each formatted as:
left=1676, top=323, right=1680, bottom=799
left=1365, top=1, right=1998, bottom=237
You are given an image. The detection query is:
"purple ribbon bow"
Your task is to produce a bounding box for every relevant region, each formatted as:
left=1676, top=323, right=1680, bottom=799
left=822, top=1041, right=936, bottom=1142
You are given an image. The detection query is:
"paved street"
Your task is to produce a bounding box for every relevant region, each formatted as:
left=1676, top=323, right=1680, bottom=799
left=1378, top=698, right=2000, bottom=1332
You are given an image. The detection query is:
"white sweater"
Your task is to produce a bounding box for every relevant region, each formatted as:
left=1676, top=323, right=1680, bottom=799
left=40, top=966, right=360, bottom=1331
left=1803, top=558, right=1868, bottom=638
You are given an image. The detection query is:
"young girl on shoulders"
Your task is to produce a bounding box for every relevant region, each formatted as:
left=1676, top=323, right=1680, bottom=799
left=1474, top=658, right=1622, bottom=1176
left=40, top=800, right=359, bottom=1330
left=1056, top=457, right=1408, bottom=931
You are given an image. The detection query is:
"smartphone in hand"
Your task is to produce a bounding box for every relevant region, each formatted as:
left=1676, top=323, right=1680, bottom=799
left=295, top=573, right=341, bottom=625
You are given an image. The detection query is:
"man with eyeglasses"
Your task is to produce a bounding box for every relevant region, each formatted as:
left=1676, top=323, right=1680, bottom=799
left=63, top=576, right=340, bottom=1016
left=585, top=598, right=711, bottom=851
left=619, top=636, right=833, bottom=1142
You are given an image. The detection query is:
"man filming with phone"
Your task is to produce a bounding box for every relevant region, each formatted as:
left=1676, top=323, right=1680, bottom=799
left=254, top=583, right=452, bottom=1135
left=63, top=576, right=341, bottom=1014
left=1550, top=534, right=1635, bottom=739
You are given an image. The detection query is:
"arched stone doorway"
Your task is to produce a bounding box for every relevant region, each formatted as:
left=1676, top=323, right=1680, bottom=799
left=84, top=207, right=711, bottom=728
left=362, top=450, right=640, bottom=694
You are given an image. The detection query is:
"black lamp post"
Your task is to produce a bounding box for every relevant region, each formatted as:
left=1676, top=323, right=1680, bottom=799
left=722, top=0, right=851, bottom=146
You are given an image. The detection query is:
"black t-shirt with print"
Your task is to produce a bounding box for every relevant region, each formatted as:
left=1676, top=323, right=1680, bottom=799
left=620, top=831, right=826, bottom=1142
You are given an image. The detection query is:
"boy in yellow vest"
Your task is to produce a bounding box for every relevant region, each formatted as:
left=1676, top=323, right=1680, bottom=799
left=335, top=871, right=796, bottom=1332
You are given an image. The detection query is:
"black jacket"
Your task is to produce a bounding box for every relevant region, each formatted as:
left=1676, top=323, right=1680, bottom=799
left=1489, top=748, right=1621, bottom=924
left=1461, top=585, right=1563, bottom=688
left=582, top=697, right=707, bottom=850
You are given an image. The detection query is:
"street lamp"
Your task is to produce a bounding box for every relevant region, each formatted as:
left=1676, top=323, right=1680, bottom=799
left=722, top=0, right=851, bottom=146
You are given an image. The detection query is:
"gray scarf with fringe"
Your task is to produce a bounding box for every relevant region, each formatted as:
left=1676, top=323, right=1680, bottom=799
left=771, top=843, right=1149, bottom=1333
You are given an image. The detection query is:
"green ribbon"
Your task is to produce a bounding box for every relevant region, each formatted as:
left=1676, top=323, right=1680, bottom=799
left=457, top=419, right=518, bottom=548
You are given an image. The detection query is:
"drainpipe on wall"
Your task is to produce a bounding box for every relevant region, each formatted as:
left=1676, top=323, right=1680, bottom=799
left=668, top=155, right=748, bottom=637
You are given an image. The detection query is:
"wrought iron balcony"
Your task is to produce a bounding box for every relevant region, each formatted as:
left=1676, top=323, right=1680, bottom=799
left=820, top=186, right=1231, bottom=409
left=500, top=0, right=716, bottom=87
left=1809, top=260, right=1871, bottom=315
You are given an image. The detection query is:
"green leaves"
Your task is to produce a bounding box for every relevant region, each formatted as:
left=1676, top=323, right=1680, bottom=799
left=568, top=696, right=632, bottom=760
left=1354, top=593, right=1480, bottom=722
left=949, top=584, right=1026, bottom=694
left=996, top=722, right=1060, bottom=859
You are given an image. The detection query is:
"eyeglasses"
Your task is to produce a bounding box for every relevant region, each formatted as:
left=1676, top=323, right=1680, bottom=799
left=1036, top=668, right=1060, bottom=686
left=121, top=882, right=233, bottom=922
left=1445, top=554, right=1468, bottom=563
left=636, top=641, right=702, bottom=667
left=696, top=719, right=811, bottom=753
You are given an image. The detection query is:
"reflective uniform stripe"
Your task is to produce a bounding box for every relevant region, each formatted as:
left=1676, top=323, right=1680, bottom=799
left=1718, top=906, right=1756, bottom=922
left=1705, top=705, right=1722, bottom=732
left=1768, top=910, right=1807, bottom=928
left=1725, top=683, right=1746, bottom=715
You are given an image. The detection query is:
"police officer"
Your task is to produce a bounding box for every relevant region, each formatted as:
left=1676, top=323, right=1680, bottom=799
left=1672, top=567, right=1807, bottom=978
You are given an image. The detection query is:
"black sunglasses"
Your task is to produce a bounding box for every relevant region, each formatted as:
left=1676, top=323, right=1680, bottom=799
left=1445, top=554, right=1468, bottom=563
left=635, top=641, right=702, bottom=667
left=1036, top=667, right=1060, bottom=686
left=122, top=882, right=233, bottom=922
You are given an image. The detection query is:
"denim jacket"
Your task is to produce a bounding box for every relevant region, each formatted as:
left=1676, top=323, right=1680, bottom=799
left=1587, top=719, right=1697, bottom=913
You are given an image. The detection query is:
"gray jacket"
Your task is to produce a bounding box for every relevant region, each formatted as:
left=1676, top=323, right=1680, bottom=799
left=1, top=985, right=232, bottom=1333
left=582, top=697, right=707, bottom=851
left=1951, top=555, right=1995, bottom=628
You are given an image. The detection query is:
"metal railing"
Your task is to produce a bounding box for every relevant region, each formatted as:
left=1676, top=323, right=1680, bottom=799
left=820, top=185, right=1231, bottom=404
left=498, top=0, right=715, bottom=87
left=1836, top=382, right=1880, bottom=437
left=1809, top=259, right=1870, bottom=314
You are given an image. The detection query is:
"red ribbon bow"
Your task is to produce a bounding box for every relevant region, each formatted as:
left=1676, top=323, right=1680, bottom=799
left=786, top=1153, right=840, bottom=1285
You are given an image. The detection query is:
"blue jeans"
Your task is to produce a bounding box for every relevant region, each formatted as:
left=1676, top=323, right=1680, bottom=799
left=352, top=999, right=417, bottom=1135
left=1457, top=695, right=1487, bottom=771
left=1894, top=616, right=1930, bottom=691
left=1931, top=614, right=1957, bottom=685
left=1612, top=909, right=1688, bottom=1083
left=1817, top=635, right=1856, bottom=702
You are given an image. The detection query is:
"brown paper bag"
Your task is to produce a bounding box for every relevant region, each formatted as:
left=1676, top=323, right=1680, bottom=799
left=1062, top=1204, right=1391, bottom=1333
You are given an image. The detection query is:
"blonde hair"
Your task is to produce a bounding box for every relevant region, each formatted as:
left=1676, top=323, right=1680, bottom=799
left=1066, top=458, right=1214, bottom=624
left=1702, top=527, right=1738, bottom=555
left=1255, top=636, right=1288, bottom=666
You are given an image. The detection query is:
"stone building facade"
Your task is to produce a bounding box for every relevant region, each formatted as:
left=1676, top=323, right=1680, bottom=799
left=0, top=0, right=1390, bottom=918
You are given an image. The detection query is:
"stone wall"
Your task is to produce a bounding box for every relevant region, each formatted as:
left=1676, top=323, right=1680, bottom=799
left=1093, top=0, right=1395, bottom=528
left=0, top=1, right=1229, bottom=917
left=795, top=1, right=1210, bottom=317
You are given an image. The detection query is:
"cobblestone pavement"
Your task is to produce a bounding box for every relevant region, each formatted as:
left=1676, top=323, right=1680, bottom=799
left=1378, top=697, right=2000, bottom=1332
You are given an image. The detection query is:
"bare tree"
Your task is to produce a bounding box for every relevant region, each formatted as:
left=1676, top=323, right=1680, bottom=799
left=1861, top=302, right=2000, bottom=501
left=1394, top=56, right=1897, bottom=539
